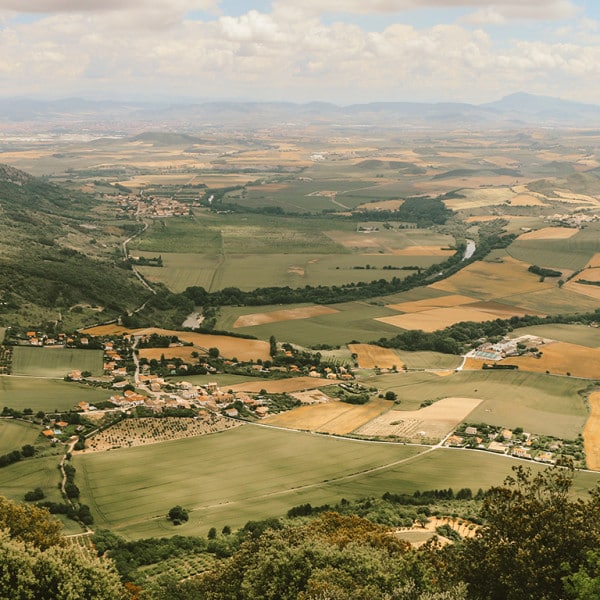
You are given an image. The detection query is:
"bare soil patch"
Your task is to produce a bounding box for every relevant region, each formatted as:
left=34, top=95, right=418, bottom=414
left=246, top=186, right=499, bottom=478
left=583, top=392, right=600, bottom=471
left=564, top=280, right=600, bottom=301
left=263, top=398, right=393, bottom=435
left=348, top=344, right=402, bottom=369
left=355, top=397, right=482, bottom=442
left=233, top=305, right=339, bottom=328
left=138, top=347, right=201, bottom=363
left=356, top=199, right=404, bottom=211
left=518, top=227, right=578, bottom=240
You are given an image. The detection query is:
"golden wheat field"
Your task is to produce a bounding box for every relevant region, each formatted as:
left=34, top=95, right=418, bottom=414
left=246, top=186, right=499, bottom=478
left=262, top=398, right=394, bottom=435
left=584, top=392, right=600, bottom=471
left=347, top=344, right=403, bottom=369
left=518, top=227, right=579, bottom=241
left=430, top=256, right=553, bottom=300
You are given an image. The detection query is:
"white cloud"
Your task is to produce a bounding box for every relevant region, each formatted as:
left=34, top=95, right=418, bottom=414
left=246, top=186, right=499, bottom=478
left=0, top=2, right=598, bottom=104
left=0, top=0, right=218, bottom=12
left=272, top=0, right=579, bottom=21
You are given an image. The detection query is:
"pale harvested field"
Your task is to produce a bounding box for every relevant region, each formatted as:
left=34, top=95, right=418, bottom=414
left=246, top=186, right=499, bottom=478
left=356, top=199, right=404, bottom=211
left=325, top=231, right=381, bottom=249
left=564, top=280, right=600, bottom=301
left=133, top=328, right=271, bottom=361
left=376, top=304, right=531, bottom=333
left=510, top=194, right=547, bottom=206
left=233, top=305, right=339, bottom=328
left=227, top=377, right=338, bottom=394
left=461, top=357, right=487, bottom=370
left=387, top=245, right=453, bottom=256
left=552, top=191, right=600, bottom=205
left=348, top=344, right=403, bottom=369
left=80, top=415, right=241, bottom=453
left=355, top=397, right=482, bottom=442
left=501, top=342, right=600, bottom=379
left=574, top=268, right=600, bottom=282
left=430, top=256, right=553, bottom=300
left=518, top=227, right=579, bottom=241
left=262, top=398, right=394, bottom=434
left=586, top=253, right=600, bottom=268
left=387, top=294, right=477, bottom=313
left=583, top=392, right=600, bottom=471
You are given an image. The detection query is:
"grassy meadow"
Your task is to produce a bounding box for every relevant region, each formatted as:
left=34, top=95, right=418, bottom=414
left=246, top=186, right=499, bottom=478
left=74, top=425, right=600, bottom=538
left=11, top=346, right=103, bottom=377
left=356, top=369, right=589, bottom=438
left=0, top=419, right=43, bottom=454
left=0, top=377, right=110, bottom=412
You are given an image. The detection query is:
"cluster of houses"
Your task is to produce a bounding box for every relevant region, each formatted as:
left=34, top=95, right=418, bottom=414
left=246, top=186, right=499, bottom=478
left=444, top=425, right=567, bottom=465
left=113, top=192, right=191, bottom=219
left=547, top=212, right=599, bottom=228
left=469, top=335, right=547, bottom=362
left=25, top=331, right=89, bottom=348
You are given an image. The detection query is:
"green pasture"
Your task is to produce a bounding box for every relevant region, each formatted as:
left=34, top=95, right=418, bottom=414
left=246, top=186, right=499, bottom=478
left=362, top=369, right=588, bottom=439
left=220, top=300, right=402, bottom=347
left=0, top=419, right=42, bottom=454
left=131, top=214, right=348, bottom=255
left=0, top=454, right=64, bottom=505
left=0, top=377, right=110, bottom=412
left=136, top=253, right=220, bottom=292
left=75, top=426, right=424, bottom=538
left=508, top=323, right=600, bottom=347
left=506, top=225, right=600, bottom=271
left=74, top=425, right=600, bottom=538
left=394, top=351, right=462, bottom=370
left=11, top=346, right=103, bottom=377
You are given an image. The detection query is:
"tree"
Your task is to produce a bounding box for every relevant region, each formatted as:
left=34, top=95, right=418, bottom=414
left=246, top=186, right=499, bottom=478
left=384, top=391, right=398, bottom=401
left=208, top=347, right=220, bottom=359
left=452, top=465, right=600, bottom=600
left=207, top=527, right=217, bottom=540
left=167, top=505, right=189, bottom=525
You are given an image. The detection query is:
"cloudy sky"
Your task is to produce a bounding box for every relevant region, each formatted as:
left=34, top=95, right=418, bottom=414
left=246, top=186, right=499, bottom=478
left=1, top=0, right=599, bottom=104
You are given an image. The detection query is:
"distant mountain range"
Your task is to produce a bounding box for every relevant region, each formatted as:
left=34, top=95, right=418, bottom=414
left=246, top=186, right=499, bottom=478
left=1, top=93, right=599, bottom=130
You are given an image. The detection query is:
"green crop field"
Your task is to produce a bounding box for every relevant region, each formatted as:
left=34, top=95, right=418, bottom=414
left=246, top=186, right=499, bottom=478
left=75, top=426, right=425, bottom=538
left=501, top=287, right=600, bottom=315
left=506, top=226, right=600, bottom=271
left=508, top=323, right=600, bottom=347
left=11, top=347, right=103, bottom=377
left=0, top=377, right=110, bottom=412
left=0, top=454, right=64, bottom=505
left=220, top=300, right=402, bottom=347
left=357, top=370, right=589, bottom=438
left=394, top=351, right=462, bottom=370
left=0, top=419, right=42, bottom=454
left=74, top=426, right=600, bottom=538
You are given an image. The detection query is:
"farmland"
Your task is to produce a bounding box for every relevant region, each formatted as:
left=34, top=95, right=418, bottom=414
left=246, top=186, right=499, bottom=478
left=0, top=419, right=42, bottom=454
left=74, top=425, right=600, bottom=538
left=11, top=346, right=103, bottom=377
left=262, top=398, right=394, bottom=434
left=0, top=377, right=110, bottom=412
left=348, top=343, right=402, bottom=369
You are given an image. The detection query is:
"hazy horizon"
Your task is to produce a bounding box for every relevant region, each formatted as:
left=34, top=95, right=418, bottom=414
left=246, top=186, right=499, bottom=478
left=1, top=1, right=599, bottom=105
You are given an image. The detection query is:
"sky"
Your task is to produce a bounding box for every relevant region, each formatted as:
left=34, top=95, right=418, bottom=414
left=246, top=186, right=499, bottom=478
left=0, top=0, right=599, bottom=105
